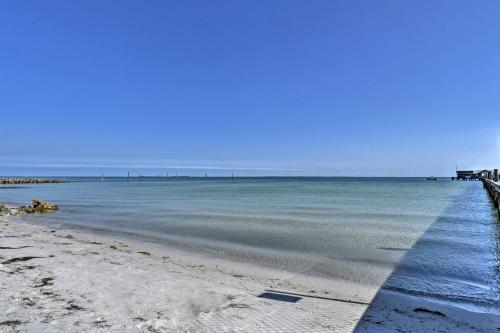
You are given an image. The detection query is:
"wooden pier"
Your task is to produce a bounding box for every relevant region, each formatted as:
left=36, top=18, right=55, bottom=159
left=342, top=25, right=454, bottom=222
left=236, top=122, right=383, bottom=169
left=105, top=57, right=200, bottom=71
left=482, top=168, right=500, bottom=217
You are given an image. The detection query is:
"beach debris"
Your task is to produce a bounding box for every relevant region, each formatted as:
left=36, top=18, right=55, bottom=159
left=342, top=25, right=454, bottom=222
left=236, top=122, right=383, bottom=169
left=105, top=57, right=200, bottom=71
left=17, top=199, right=59, bottom=215
left=66, top=301, right=85, bottom=311
left=21, top=297, right=36, bottom=307
left=12, top=265, right=37, bottom=273
left=2, top=256, right=43, bottom=265
left=413, top=307, right=446, bottom=317
left=0, top=246, right=33, bottom=249
left=92, top=318, right=110, bottom=328
left=223, top=303, right=251, bottom=309
left=0, top=178, right=59, bottom=184
left=0, top=320, right=22, bottom=328
left=35, top=277, right=54, bottom=288
left=0, top=203, right=12, bottom=216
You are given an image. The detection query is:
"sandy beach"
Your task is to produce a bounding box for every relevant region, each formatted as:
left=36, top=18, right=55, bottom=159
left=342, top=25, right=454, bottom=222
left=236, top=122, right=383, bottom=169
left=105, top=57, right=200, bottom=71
left=2, top=0, right=499, bottom=330
left=1, top=214, right=498, bottom=333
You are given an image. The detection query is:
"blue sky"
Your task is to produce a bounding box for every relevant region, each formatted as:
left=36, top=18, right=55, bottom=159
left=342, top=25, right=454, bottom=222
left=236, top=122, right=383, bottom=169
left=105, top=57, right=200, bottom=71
left=1, top=1, right=499, bottom=176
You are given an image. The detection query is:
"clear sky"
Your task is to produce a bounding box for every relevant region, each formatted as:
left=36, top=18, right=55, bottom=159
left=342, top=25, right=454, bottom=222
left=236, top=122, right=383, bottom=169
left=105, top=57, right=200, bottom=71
left=1, top=1, right=499, bottom=177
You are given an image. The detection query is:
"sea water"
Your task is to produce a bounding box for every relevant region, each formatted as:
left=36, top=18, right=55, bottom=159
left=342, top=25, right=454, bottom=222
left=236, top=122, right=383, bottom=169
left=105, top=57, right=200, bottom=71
left=1, top=177, right=498, bottom=313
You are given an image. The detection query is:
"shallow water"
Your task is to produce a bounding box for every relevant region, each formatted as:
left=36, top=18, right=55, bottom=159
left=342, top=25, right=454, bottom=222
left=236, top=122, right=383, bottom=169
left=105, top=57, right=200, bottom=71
left=1, top=177, right=498, bottom=313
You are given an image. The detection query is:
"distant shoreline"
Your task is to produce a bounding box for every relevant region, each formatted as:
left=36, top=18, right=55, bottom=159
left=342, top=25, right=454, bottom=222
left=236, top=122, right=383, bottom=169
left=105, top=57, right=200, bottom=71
left=1, top=175, right=453, bottom=180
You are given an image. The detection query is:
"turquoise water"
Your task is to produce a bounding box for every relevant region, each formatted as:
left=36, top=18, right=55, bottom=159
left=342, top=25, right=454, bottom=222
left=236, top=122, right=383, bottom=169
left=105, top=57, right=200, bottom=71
left=1, top=177, right=498, bottom=313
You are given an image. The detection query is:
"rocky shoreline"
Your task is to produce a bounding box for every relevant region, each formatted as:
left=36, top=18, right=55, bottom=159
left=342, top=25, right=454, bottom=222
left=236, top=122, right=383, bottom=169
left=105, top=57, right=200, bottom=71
left=0, top=178, right=60, bottom=184
left=0, top=200, right=59, bottom=216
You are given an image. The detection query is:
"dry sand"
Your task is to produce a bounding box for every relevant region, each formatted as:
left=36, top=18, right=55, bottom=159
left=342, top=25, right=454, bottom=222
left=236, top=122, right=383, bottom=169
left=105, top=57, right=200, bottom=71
left=1, top=216, right=498, bottom=332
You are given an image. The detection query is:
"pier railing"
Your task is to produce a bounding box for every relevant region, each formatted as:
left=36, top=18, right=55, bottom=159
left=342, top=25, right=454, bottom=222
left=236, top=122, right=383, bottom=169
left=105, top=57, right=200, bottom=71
left=482, top=177, right=500, bottom=217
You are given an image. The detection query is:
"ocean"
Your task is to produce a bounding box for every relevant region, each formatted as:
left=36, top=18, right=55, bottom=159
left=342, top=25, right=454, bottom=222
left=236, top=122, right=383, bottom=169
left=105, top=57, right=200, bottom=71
left=1, top=177, right=498, bottom=313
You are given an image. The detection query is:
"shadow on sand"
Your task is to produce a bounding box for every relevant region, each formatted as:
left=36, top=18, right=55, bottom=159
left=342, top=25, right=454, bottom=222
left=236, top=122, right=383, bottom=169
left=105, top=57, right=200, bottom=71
left=259, top=289, right=370, bottom=306
left=354, top=182, right=500, bottom=331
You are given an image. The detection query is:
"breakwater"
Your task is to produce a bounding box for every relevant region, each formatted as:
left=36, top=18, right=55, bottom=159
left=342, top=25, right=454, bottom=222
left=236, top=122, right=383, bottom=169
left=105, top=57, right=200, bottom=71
left=0, top=178, right=59, bottom=184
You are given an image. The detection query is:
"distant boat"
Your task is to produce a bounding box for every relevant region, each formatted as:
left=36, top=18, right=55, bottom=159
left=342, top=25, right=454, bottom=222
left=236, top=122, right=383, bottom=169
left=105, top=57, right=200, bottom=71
left=426, top=177, right=438, bottom=180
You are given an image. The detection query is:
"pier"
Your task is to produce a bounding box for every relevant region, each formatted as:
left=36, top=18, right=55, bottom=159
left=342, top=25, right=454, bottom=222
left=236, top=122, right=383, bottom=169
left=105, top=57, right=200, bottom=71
left=481, top=168, right=500, bottom=216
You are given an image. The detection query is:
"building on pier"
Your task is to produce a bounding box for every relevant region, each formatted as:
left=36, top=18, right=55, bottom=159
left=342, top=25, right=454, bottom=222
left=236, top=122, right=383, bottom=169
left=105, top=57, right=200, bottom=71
left=453, top=170, right=490, bottom=180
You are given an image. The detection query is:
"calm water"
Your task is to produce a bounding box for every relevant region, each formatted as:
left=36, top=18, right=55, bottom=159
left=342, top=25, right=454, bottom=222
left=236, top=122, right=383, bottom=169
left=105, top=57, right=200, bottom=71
left=1, top=177, right=498, bottom=313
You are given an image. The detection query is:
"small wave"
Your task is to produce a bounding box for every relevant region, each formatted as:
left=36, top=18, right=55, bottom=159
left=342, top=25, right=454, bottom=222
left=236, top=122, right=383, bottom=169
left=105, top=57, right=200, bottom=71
left=382, top=285, right=500, bottom=313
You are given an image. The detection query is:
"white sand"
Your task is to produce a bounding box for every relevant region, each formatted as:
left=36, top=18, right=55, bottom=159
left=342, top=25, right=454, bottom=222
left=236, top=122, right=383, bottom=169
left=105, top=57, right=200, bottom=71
left=1, top=216, right=498, bottom=332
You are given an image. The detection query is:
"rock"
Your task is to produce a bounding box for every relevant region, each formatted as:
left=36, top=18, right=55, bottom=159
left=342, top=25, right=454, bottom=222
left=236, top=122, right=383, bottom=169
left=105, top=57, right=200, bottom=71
left=0, top=200, right=58, bottom=216
left=15, top=200, right=59, bottom=215
left=0, top=203, right=12, bottom=216
left=32, top=199, right=58, bottom=212
left=17, top=205, right=35, bottom=214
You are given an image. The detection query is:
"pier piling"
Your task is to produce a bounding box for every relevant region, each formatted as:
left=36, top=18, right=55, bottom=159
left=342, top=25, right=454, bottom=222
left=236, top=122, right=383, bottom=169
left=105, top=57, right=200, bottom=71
left=482, top=177, right=500, bottom=216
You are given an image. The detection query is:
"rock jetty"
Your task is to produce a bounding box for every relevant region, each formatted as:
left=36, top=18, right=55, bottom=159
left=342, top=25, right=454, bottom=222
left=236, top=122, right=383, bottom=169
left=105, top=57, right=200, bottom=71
left=0, top=178, right=60, bottom=184
left=0, top=200, right=59, bottom=216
